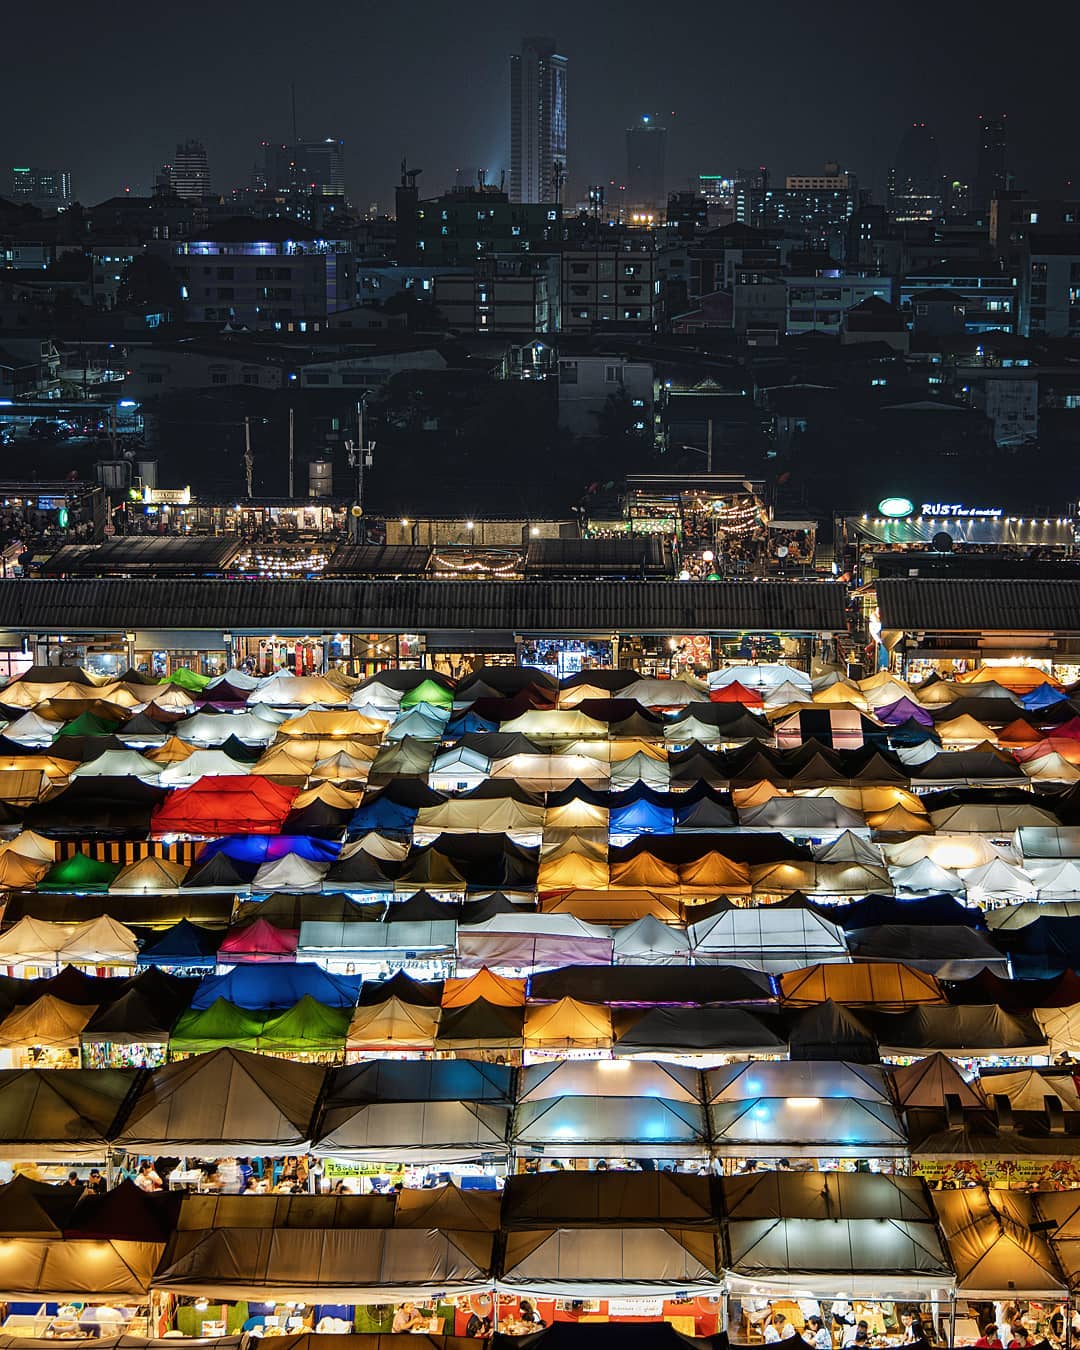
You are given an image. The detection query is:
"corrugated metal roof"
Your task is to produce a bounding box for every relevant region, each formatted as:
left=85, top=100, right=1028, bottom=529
left=525, top=538, right=670, bottom=577
left=878, top=579, right=1080, bottom=633
left=0, top=579, right=847, bottom=635
left=40, top=537, right=244, bottom=575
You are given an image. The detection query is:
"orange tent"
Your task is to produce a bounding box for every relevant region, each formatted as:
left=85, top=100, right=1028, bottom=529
left=960, top=666, right=1062, bottom=694
left=778, top=962, right=945, bottom=1010
left=608, top=853, right=680, bottom=890
left=441, top=967, right=526, bottom=1008
left=997, top=719, right=1046, bottom=747
left=678, top=851, right=752, bottom=895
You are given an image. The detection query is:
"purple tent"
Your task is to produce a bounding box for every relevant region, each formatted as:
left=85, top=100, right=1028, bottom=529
left=875, top=696, right=934, bottom=728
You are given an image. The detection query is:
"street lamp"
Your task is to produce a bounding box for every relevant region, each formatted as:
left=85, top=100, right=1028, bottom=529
left=346, top=394, right=375, bottom=542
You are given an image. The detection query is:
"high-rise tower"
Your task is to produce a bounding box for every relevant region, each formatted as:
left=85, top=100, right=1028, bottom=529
left=509, top=36, right=567, bottom=204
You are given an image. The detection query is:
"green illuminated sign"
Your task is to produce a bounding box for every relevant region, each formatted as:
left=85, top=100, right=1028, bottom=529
left=877, top=497, right=914, bottom=518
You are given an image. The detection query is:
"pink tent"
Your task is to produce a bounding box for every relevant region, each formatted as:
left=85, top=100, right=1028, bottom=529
left=217, top=917, right=299, bottom=964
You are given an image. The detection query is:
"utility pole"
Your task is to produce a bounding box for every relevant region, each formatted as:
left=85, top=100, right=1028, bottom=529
left=346, top=395, right=374, bottom=542
left=707, top=417, right=713, bottom=474
left=243, top=416, right=254, bottom=498
left=288, top=407, right=295, bottom=499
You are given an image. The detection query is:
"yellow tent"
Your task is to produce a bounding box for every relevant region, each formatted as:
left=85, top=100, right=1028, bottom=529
left=811, top=681, right=869, bottom=711
left=0, top=851, right=51, bottom=889
left=883, top=834, right=1004, bottom=870
left=146, top=685, right=196, bottom=711
left=866, top=804, right=934, bottom=835
left=893, top=1052, right=987, bottom=1108
left=499, top=710, right=609, bottom=739
left=0, top=996, right=95, bottom=1051
left=749, top=860, right=818, bottom=895
left=144, top=736, right=196, bottom=765
left=311, top=751, right=374, bottom=781
left=961, top=666, right=1062, bottom=694
left=0, top=754, right=76, bottom=781
left=778, top=962, right=945, bottom=1009
left=731, top=781, right=784, bottom=809
left=537, top=853, right=609, bottom=890
left=544, top=799, right=610, bottom=831
left=608, top=853, right=680, bottom=890
left=541, top=888, right=682, bottom=923
left=3, top=830, right=57, bottom=863
left=677, top=851, right=752, bottom=896
left=523, top=997, right=612, bottom=1050
left=804, top=785, right=924, bottom=815
left=937, top=716, right=997, bottom=744
left=345, top=997, right=439, bottom=1051
left=0, top=770, right=49, bottom=804
left=540, top=834, right=609, bottom=863
left=251, top=743, right=318, bottom=781
left=110, top=855, right=189, bottom=892
left=0, top=681, right=89, bottom=710
left=291, top=782, right=363, bottom=810
left=276, top=709, right=389, bottom=739
left=442, top=968, right=526, bottom=1008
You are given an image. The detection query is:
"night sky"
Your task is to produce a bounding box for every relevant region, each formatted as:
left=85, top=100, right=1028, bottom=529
left=6, top=0, right=1078, bottom=209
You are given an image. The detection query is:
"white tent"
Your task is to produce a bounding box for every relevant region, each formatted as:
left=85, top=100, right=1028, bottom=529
left=70, top=749, right=162, bottom=779
left=710, top=665, right=811, bottom=694
left=0, top=915, right=138, bottom=968
left=707, top=1060, right=907, bottom=1158
left=456, top=914, right=613, bottom=972
left=428, top=746, right=492, bottom=792
left=177, top=712, right=277, bottom=746
left=620, top=678, right=707, bottom=708
left=512, top=1059, right=708, bottom=1159
left=1031, top=860, right=1080, bottom=898
left=813, top=832, right=884, bottom=866
left=247, top=673, right=350, bottom=707
left=297, top=919, right=457, bottom=962
left=884, top=834, right=1014, bottom=870
left=158, top=750, right=252, bottom=787
left=961, top=858, right=1039, bottom=903
left=688, top=905, right=849, bottom=973
left=609, top=752, right=671, bottom=791
left=740, top=798, right=867, bottom=835
left=613, top=914, right=692, bottom=965
left=889, top=858, right=965, bottom=895
left=3, top=712, right=60, bottom=746
left=251, top=854, right=329, bottom=892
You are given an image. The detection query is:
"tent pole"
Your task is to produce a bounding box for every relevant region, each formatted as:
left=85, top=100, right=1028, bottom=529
left=948, top=1295, right=956, bottom=1349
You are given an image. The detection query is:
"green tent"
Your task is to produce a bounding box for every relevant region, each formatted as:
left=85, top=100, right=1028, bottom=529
left=38, top=852, right=122, bottom=893
left=400, top=679, right=454, bottom=710
left=57, top=712, right=122, bottom=738
left=255, top=995, right=350, bottom=1059
left=169, top=998, right=266, bottom=1056
left=167, top=666, right=211, bottom=691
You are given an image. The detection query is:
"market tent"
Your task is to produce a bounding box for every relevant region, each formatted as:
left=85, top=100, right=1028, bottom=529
left=707, top=1060, right=906, bottom=1158
left=883, top=833, right=1007, bottom=871
left=711, top=665, right=811, bottom=694
left=929, top=801, right=1061, bottom=833
left=0, top=1067, right=136, bottom=1159
left=0, top=1234, right=164, bottom=1300
left=152, top=1225, right=491, bottom=1300
left=157, top=749, right=254, bottom=786
left=297, top=919, right=456, bottom=964
left=501, top=1170, right=714, bottom=1227
left=415, top=797, right=545, bottom=837
left=739, top=797, right=867, bottom=834
left=38, top=852, right=122, bottom=893
left=80, top=990, right=175, bottom=1048
left=527, top=964, right=775, bottom=1005
left=613, top=1005, right=785, bottom=1058
left=688, top=904, right=848, bottom=972
left=345, top=997, right=441, bottom=1052
left=774, top=707, right=884, bottom=751
left=115, top=1047, right=324, bottom=1156
left=961, top=858, right=1038, bottom=903
left=0, top=1173, right=82, bottom=1235
left=109, top=855, right=189, bottom=893
left=191, top=962, right=361, bottom=1011
left=545, top=798, right=609, bottom=831
left=0, top=916, right=138, bottom=968
left=169, top=998, right=265, bottom=1054
left=869, top=1004, right=1049, bottom=1057
left=178, top=711, right=277, bottom=746
left=612, top=914, right=692, bottom=965
left=218, top=918, right=299, bottom=964
left=355, top=969, right=442, bottom=1007
left=932, top=1187, right=1067, bottom=1296
left=608, top=796, right=674, bottom=836
left=252, top=853, right=329, bottom=892
left=843, top=925, right=1009, bottom=979
left=890, top=1052, right=986, bottom=1108
left=985, top=899, right=1080, bottom=930
left=523, top=998, right=613, bottom=1051
left=313, top=1060, right=512, bottom=1162
left=248, top=673, right=350, bottom=706
left=3, top=830, right=57, bottom=863
left=277, top=708, right=388, bottom=739
left=785, top=1000, right=879, bottom=1063
left=433, top=998, right=525, bottom=1052
left=722, top=1171, right=951, bottom=1293
left=456, top=915, right=614, bottom=971
left=3, top=711, right=61, bottom=746
left=975, top=1068, right=1078, bottom=1111
left=0, top=851, right=51, bottom=888
left=1032, top=1004, right=1080, bottom=1054
left=962, top=666, right=1062, bottom=694
left=777, top=962, right=945, bottom=1010
left=151, top=777, right=298, bottom=836
left=813, top=831, right=884, bottom=867
left=1022, top=752, right=1080, bottom=782
left=995, top=916, right=1080, bottom=978
left=256, top=996, right=350, bottom=1059
left=180, top=850, right=258, bottom=890
left=889, top=858, right=966, bottom=895
left=498, top=1226, right=719, bottom=1298
left=512, top=1060, right=708, bottom=1158
left=69, top=748, right=161, bottom=779
left=1032, top=859, right=1080, bottom=896
left=0, top=995, right=95, bottom=1053
left=441, top=968, right=526, bottom=1008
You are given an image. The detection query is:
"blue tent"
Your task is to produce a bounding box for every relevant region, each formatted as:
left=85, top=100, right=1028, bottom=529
left=445, top=711, right=498, bottom=737
left=137, top=919, right=221, bottom=969
left=191, top=962, right=362, bottom=1010
left=201, top=834, right=341, bottom=864
left=1022, top=684, right=1069, bottom=710
left=347, top=797, right=418, bottom=834
left=994, top=915, right=1080, bottom=979
left=609, top=799, right=675, bottom=835
left=812, top=893, right=985, bottom=930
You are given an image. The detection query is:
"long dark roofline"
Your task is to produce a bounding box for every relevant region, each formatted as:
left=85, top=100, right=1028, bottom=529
left=0, top=578, right=848, bottom=637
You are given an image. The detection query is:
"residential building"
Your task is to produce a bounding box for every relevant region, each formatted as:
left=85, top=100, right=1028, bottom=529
left=974, top=115, right=1009, bottom=214
left=990, top=192, right=1080, bottom=259
left=158, top=141, right=211, bottom=201
left=556, top=350, right=654, bottom=436
left=625, top=116, right=667, bottom=214
left=1019, top=234, right=1080, bottom=338
left=405, top=187, right=561, bottom=267
left=561, top=240, right=658, bottom=330
left=899, top=263, right=1018, bottom=334
left=10, top=166, right=72, bottom=210
left=434, top=256, right=559, bottom=333
left=784, top=274, right=893, bottom=336
left=356, top=263, right=471, bottom=307
left=159, top=219, right=355, bottom=328
left=509, top=36, right=568, bottom=204
left=0, top=338, right=61, bottom=399
left=731, top=275, right=787, bottom=341
left=785, top=164, right=856, bottom=192
left=841, top=296, right=910, bottom=352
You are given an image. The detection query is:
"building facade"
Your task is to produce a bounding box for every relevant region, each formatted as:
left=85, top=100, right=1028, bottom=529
left=509, top=36, right=568, bottom=204
left=561, top=242, right=659, bottom=330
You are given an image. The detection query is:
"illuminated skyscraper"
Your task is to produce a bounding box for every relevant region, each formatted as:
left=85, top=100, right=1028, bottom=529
left=159, top=140, right=211, bottom=200
left=509, top=36, right=567, bottom=204
left=259, top=139, right=346, bottom=198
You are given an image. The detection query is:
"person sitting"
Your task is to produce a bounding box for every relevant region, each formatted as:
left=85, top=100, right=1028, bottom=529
left=807, top=1315, right=833, bottom=1350
left=391, top=1303, right=425, bottom=1334
left=134, top=1161, right=162, bottom=1192
left=517, top=1300, right=544, bottom=1327
left=1009, top=1329, right=1032, bottom=1350
left=765, top=1313, right=796, bottom=1342
left=975, top=1324, right=1003, bottom=1349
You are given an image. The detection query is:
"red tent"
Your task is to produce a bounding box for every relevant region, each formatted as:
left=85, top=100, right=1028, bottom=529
left=1049, top=717, right=1080, bottom=741
left=151, top=777, right=298, bottom=836
left=218, top=918, right=299, bottom=963
left=709, top=680, right=764, bottom=708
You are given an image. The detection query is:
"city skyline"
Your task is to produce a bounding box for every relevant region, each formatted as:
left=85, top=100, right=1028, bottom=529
left=3, top=0, right=1077, bottom=210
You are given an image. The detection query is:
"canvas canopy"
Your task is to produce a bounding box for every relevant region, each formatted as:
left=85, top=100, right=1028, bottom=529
left=0, top=1067, right=136, bottom=1159
left=512, top=1060, right=708, bottom=1158
left=933, top=1187, right=1067, bottom=1296
left=345, top=998, right=441, bottom=1052
left=523, top=998, right=613, bottom=1050
left=0, top=1235, right=163, bottom=1300
left=191, top=963, right=360, bottom=1010
left=891, top=1052, right=986, bottom=1109
left=777, top=962, right=944, bottom=1010
left=312, top=1060, right=512, bottom=1163
left=870, top=1004, right=1049, bottom=1057
left=612, top=914, right=692, bottom=965
left=456, top=915, right=614, bottom=971
left=0, top=916, right=138, bottom=968
left=0, top=995, right=95, bottom=1051
left=498, top=1226, right=718, bottom=1298
left=614, top=1005, right=786, bottom=1058
left=115, top=1048, right=324, bottom=1156
left=688, top=905, right=848, bottom=973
